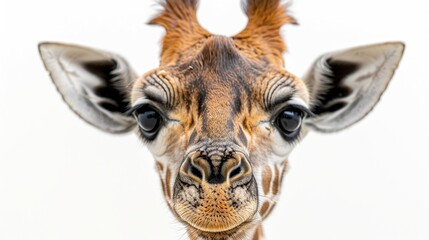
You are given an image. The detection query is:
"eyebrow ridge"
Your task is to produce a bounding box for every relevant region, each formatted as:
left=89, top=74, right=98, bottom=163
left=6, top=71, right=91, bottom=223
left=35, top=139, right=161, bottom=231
left=268, top=93, right=293, bottom=110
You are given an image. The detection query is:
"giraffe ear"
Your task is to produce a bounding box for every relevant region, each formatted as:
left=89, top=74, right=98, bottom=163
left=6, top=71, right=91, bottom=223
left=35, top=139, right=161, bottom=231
left=38, top=42, right=137, bottom=133
left=303, top=42, right=405, bottom=132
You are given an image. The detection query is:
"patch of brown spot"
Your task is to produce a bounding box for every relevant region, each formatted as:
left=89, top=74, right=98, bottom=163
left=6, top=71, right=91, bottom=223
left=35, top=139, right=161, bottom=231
left=262, top=166, right=272, bottom=195
left=165, top=168, right=171, bottom=199
left=264, top=202, right=276, bottom=219
left=156, top=162, right=164, bottom=172
left=252, top=224, right=264, bottom=240
left=272, top=165, right=280, bottom=195
left=259, top=201, right=270, bottom=218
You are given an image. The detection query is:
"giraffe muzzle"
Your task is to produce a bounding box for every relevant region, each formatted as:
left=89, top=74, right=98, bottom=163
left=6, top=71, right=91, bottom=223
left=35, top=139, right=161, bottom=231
left=173, top=146, right=258, bottom=232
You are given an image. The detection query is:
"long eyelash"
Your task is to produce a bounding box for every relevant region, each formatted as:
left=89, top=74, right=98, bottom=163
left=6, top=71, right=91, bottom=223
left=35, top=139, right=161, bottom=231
left=287, top=128, right=304, bottom=146
left=124, top=104, right=146, bottom=116
left=287, top=104, right=317, bottom=118
left=275, top=125, right=304, bottom=146
left=136, top=127, right=152, bottom=144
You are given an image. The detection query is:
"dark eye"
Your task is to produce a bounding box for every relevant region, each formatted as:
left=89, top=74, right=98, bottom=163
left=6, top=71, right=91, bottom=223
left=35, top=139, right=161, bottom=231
left=276, top=108, right=303, bottom=139
left=135, top=106, right=162, bottom=139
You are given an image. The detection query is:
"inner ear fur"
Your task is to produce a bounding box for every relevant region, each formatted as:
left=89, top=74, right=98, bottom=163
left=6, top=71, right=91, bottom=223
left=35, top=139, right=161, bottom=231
left=38, top=42, right=137, bottom=133
left=303, top=42, right=405, bottom=132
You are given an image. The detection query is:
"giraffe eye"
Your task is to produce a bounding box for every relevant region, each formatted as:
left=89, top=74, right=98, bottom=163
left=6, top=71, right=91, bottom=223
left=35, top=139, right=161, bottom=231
left=134, top=106, right=162, bottom=139
left=275, top=108, right=304, bottom=139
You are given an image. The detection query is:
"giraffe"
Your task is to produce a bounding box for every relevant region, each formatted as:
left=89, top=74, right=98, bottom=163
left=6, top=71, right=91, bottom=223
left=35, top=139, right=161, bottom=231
left=38, top=0, right=404, bottom=239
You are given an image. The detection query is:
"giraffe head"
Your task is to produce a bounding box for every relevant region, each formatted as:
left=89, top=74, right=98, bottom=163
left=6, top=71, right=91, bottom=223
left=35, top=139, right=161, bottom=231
left=38, top=0, right=404, bottom=238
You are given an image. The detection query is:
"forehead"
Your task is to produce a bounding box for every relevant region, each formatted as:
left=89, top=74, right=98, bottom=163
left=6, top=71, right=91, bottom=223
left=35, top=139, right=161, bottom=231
left=131, top=36, right=309, bottom=112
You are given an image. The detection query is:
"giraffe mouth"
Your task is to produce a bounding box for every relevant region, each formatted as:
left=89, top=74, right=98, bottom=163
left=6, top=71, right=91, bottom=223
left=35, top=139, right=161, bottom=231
left=173, top=177, right=258, bottom=233
left=186, top=218, right=257, bottom=239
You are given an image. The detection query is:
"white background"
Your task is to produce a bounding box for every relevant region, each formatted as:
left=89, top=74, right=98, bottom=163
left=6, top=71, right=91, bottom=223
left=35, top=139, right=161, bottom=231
left=1, top=0, right=428, bottom=239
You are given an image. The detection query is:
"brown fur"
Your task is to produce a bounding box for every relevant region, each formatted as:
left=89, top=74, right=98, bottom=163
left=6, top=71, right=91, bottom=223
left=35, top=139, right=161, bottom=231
left=262, top=166, right=272, bottom=195
left=150, top=0, right=296, bottom=67
left=272, top=166, right=280, bottom=195
left=234, top=0, right=297, bottom=66
left=252, top=224, right=264, bottom=240
left=259, top=201, right=270, bottom=218
left=149, top=0, right=210, bottom=66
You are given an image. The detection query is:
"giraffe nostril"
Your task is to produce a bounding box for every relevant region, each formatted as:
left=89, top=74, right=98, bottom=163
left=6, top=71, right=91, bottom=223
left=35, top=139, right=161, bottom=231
left=190, top=165, right=203, bottom=180
left=182, top=151, right=252, bottom=185
left=229, top=167, right=242, bottom=180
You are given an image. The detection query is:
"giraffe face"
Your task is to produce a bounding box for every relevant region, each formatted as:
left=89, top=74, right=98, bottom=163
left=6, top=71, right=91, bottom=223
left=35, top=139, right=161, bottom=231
left=39, top=0, right=405, bottom=238
left=128, top=36, right=312, bottom=233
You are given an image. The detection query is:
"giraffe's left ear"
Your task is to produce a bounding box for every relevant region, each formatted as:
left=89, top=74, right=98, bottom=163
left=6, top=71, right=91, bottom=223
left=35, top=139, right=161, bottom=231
left=303, top=42, right=405, bottom=132
left=39, top=42, right=138, bottom=133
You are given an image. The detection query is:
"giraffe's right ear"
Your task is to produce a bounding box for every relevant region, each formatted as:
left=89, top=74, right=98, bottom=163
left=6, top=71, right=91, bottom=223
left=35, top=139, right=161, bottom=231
left=38, top=42, right=137, bottom=133
left=302, top=42, right=405, bottom=132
